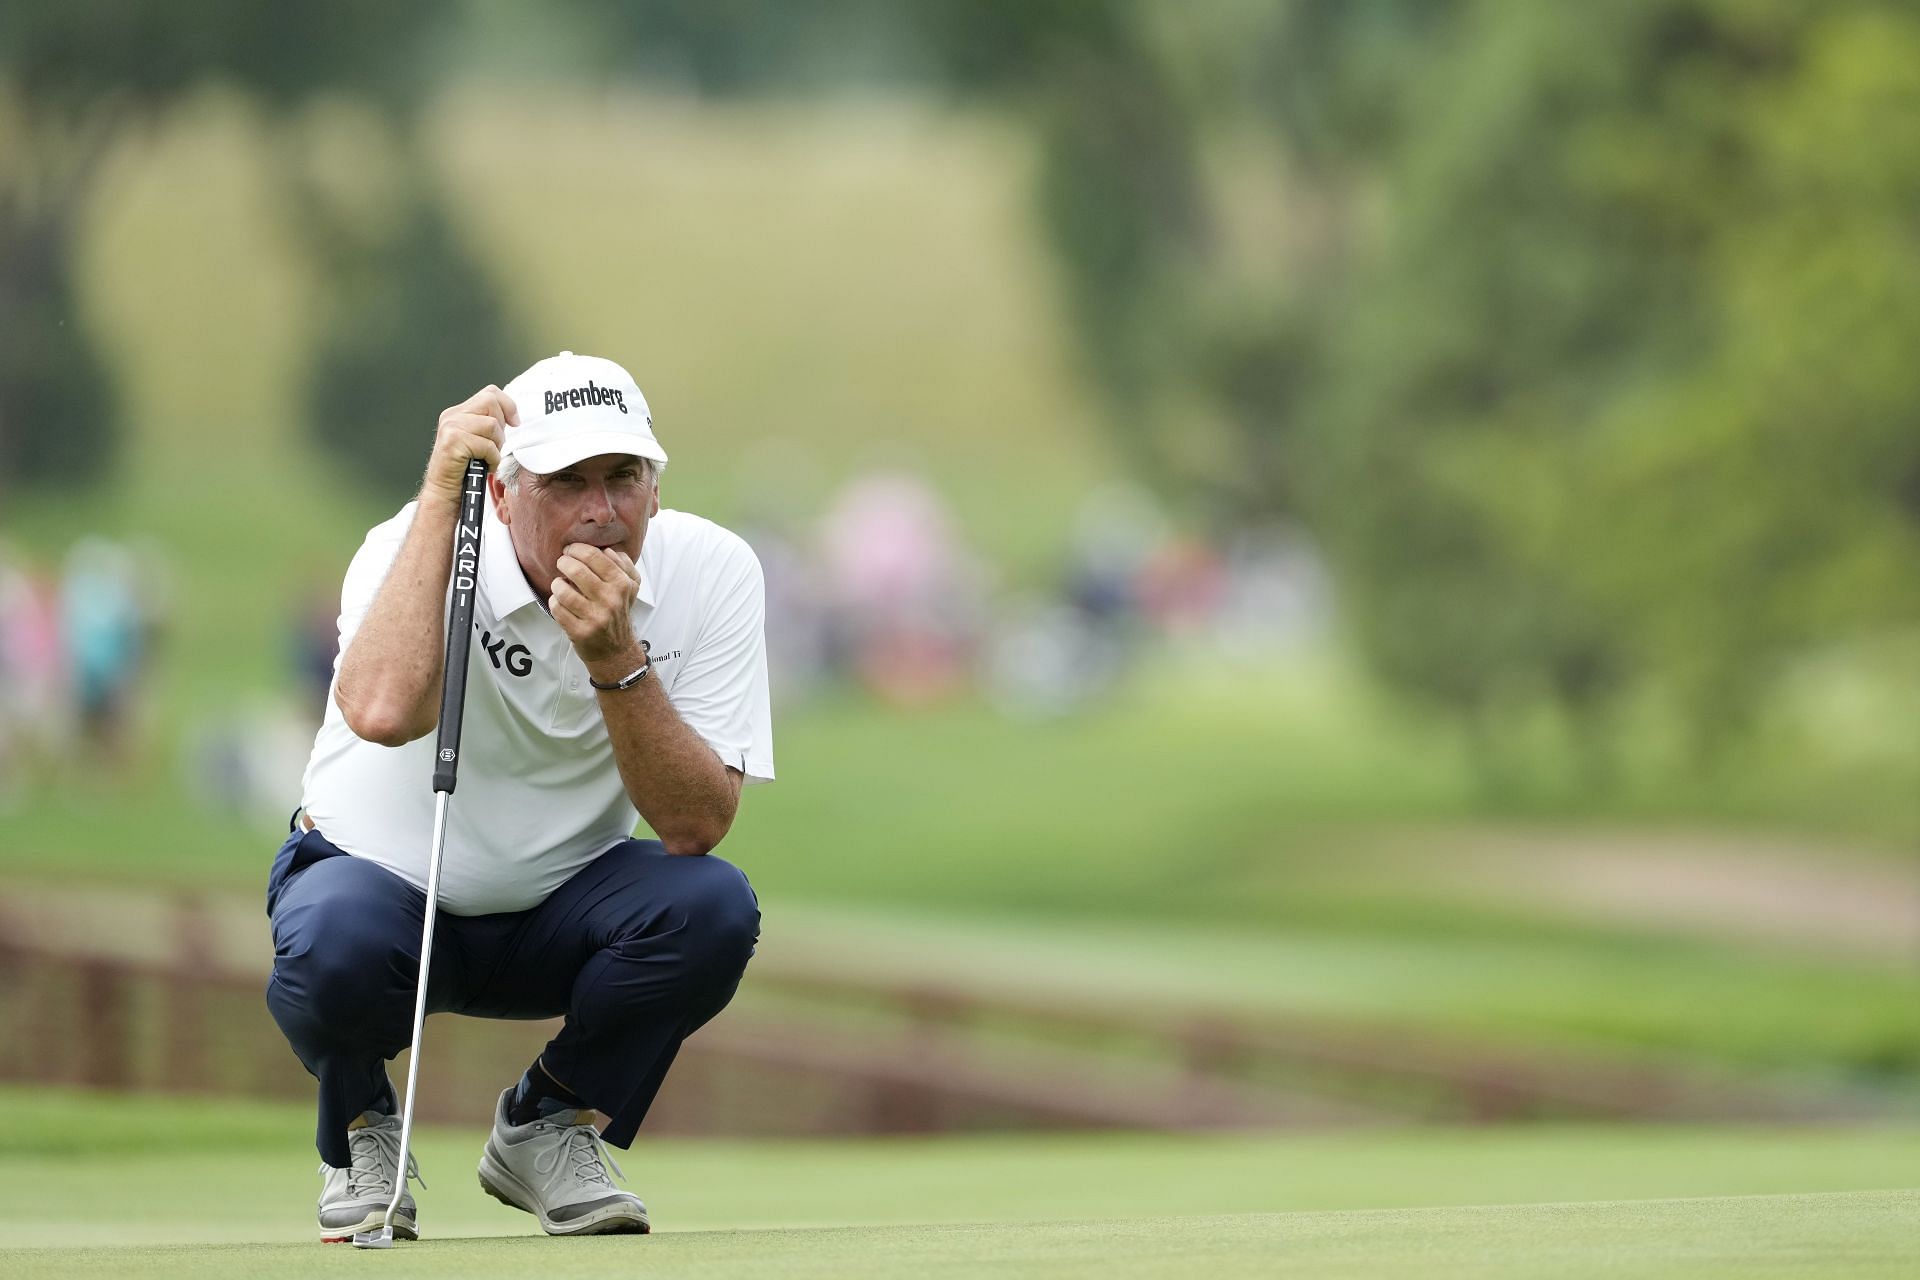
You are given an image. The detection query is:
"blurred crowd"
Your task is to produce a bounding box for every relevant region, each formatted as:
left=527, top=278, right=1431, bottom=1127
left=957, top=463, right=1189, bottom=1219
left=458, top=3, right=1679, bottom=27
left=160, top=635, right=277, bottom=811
left=0, top=538, right=167, bottom=803
left=34, top=471, right=1326, bottom=825
left=747, top=471, right=1331, bottom=717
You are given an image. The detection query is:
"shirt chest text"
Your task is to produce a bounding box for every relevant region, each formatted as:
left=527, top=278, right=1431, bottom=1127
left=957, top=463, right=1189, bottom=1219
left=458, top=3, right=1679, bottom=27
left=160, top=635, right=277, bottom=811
left=469, top=621, right=678, bottom=734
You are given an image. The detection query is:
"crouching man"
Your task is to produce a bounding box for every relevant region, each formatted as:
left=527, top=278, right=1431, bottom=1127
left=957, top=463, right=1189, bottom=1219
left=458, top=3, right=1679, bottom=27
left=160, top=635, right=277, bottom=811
left=266, top=352, right=773, bottom=1239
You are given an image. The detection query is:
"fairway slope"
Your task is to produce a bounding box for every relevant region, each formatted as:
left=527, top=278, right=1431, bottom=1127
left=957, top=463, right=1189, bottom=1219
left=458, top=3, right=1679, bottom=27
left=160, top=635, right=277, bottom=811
left=3, top=1190, right=1912, bottom=1279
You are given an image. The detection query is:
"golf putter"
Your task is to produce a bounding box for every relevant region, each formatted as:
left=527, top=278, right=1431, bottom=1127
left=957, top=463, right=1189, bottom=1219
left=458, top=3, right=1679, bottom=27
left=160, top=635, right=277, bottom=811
left=354, top=457, right=490, bottom=1250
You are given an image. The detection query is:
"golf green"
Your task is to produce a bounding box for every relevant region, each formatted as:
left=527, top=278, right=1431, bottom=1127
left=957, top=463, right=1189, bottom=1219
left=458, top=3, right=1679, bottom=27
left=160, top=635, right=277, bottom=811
left=2, top=1193, right=1911, bottom=1279
left=2, top=1089, right=1914, bottom=1276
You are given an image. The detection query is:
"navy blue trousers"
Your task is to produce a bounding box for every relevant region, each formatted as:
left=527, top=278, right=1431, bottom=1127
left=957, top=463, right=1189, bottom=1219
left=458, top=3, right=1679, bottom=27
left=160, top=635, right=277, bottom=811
left=264, top=823, right=759, bottom=1169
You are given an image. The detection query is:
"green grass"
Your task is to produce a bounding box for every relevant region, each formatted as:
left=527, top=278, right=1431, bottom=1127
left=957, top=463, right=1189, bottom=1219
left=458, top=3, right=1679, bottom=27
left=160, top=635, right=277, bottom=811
left=0, top=1090, right=1914, bottom=1276
left=11, top=674, right=1920, bottom=1079
left=3, top=1198, right=1915, bottom=1280
left=8, top=662, right=1920, bottom=1079
left=761, top=904, right=1920, bottom=1080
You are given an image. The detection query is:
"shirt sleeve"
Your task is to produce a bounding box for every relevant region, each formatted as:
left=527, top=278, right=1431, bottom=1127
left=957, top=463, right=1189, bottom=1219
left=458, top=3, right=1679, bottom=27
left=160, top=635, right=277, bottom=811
left=330, top=504, right=417, bottom=693
left=667, top=531, right=776, bottom=784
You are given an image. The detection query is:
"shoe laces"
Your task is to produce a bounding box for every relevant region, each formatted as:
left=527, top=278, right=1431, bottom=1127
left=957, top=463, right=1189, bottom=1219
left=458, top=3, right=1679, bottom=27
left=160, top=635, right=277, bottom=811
left=343, top=1122, right=425, bottom=1198
left=532, top=1119, right=625, bottom=1188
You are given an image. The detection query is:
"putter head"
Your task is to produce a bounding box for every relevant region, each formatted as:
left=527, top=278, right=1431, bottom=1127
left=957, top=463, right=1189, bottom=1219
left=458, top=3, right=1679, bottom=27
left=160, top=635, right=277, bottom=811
left=350, top=1226, right=395, bottom=1250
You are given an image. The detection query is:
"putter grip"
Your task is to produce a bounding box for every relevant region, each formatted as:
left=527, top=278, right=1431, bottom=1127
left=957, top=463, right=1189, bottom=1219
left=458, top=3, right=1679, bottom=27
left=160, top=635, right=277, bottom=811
left=432, top=458, right=489, bottom=794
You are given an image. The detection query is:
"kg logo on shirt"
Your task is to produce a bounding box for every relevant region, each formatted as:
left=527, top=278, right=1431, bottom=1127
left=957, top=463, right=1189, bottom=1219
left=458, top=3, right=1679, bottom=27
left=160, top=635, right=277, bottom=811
left=480, top=629, right=532, bottom=676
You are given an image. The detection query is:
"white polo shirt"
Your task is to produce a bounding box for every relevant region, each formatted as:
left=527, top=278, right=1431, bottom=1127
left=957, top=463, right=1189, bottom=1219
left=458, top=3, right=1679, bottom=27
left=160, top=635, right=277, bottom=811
left=299, top=499, right=775, bottom=916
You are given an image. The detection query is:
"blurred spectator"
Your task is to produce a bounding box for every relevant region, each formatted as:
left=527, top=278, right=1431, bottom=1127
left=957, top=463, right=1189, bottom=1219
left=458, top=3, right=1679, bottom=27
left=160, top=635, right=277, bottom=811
left=290, top=580, right=343, bottom=719
left=0, top=544, right=68, bottom=803
left=1135, top=536, right=1227, bottom=638
left=1214, top=527, right=1332, bottom=655
left=743, top=520, right=832, bottom=708
left=1064, top=484, right=1168, bottom=626
left=733, top=447, right=836, bottom=706
left=59, top=537, right=160, bottom=767
left=185, top=581, right=339, bottom=827
left=818, top=471, right=987, bottom=706
left=984, top=597, right=1129, bottom=719
left=984, top=487, right=1163, bottom=717
left=188, top=699, right=318, bottom=828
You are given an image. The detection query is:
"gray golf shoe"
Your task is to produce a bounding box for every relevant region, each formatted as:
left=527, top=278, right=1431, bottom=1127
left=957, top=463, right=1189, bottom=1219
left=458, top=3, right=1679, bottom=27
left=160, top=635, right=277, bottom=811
left=477, top=1088, right=649, bottom=1235
left=317, top=1112, right=421, bottom=1242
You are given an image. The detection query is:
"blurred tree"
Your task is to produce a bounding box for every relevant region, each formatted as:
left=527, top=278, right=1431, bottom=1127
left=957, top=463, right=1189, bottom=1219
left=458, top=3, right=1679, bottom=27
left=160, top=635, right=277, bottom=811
left=10, top=0, right=1915, bottom=776
left=0, top=0, right=516, bottom=498
left=0, top=186, right=114, bottom=489
left=265, top=106, right=523, bottom=504
left=571, top=0, right=1920, bottom=777
left=577, top=0, right=1211, bottom=487
left=294, top=184, right=520, bottom=504
left=1301, top=1, right=1920, bottom=764
left=565, top=0, right=921, bottom=93
left=922, top=1, right=1211, bottom=488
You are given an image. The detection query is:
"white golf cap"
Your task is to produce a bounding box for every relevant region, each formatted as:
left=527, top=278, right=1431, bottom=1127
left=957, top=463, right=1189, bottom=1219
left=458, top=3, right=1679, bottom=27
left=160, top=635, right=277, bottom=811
left=500, top=351, right=668, bottom=475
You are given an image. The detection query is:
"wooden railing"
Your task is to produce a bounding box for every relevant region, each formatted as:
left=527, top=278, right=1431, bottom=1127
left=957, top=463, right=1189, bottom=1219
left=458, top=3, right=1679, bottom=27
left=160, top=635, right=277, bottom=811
left=0, top=895, right=1889, bottom=1135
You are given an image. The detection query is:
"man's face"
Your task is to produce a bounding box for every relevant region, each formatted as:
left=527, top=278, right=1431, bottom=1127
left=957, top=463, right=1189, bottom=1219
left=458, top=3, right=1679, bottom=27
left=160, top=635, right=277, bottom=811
left=492, top=453, right=659, bottom=603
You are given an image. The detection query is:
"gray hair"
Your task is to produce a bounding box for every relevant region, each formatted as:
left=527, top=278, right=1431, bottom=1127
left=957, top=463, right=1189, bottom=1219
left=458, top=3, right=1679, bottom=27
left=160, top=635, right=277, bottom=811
left=499, top=455, right=659, bottom=494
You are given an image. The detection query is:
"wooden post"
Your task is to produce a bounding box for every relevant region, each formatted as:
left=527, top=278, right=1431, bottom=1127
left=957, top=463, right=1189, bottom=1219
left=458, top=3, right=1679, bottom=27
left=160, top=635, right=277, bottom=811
left=164, top=896, right=214, bottom=1091
left=77, top=959, right=131, bottom=1089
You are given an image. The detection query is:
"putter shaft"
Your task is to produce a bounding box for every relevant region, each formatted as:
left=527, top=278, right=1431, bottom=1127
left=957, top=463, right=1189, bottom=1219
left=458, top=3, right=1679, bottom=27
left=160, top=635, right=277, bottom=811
left=380, top=790, right=451, bottom=1235
left=352, top=457, right=487, bottom=1249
